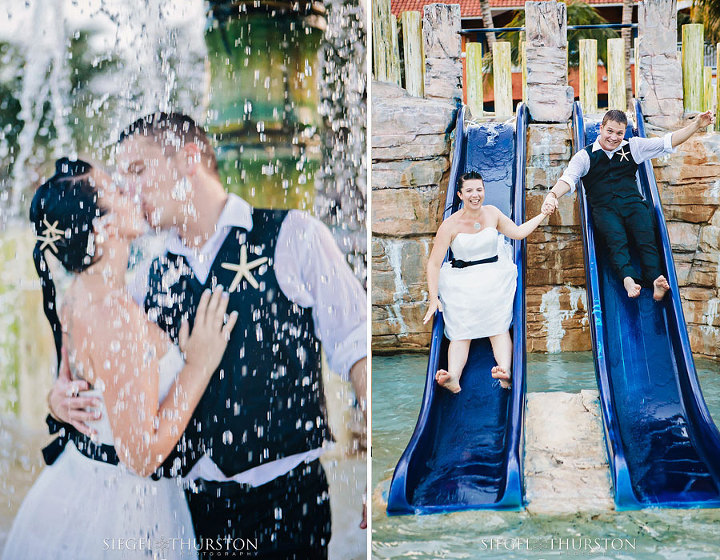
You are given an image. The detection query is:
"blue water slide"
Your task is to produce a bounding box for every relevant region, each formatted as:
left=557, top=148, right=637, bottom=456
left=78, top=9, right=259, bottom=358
left=386, top=104, right=528, bottom=515
left=572, top=100, right=720, bottom=509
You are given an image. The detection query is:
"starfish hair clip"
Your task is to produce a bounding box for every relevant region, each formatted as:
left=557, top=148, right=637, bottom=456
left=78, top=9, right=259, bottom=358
left=36, top=218, right=65, bottom=254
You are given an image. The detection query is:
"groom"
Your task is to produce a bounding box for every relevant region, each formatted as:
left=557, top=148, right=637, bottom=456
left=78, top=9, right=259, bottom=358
left=48, top=112, right=367, bottom=558
left=542, top=108, right=714, bottom=300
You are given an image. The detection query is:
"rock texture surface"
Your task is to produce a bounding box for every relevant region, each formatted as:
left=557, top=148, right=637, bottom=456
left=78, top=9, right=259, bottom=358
left=637, top=0, right=684, bottom=128
left=525, top=1, right=574, bottom=123
left=422, top=4, right=462, bottom=104
left=525, top=124, right=591, bottom=352
left=371, top=81, right=455, bottom=352
left=524, top=391, right=614, bottom=514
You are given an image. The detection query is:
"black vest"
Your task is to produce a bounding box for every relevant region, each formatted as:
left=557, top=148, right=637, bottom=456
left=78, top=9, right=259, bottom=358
left=145, top=209, right=328, bottom=478
left=582, top=143, right=643, bottom=208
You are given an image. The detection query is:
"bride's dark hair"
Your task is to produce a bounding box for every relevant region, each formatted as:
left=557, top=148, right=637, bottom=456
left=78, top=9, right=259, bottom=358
left=458, top=170, right=484, bottom=189
left=30, top=157, right=107, bottom=365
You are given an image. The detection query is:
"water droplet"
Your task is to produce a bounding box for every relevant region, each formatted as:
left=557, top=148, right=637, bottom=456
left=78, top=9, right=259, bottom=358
left=222, top=430, right=233, bottom=445
left=110, top=340, right=120, bottom=353
left=103, top=360, right=111, bottom=370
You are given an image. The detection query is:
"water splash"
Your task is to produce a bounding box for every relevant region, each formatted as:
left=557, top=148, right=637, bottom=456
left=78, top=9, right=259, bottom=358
left=317, top=0, right=367, bottom=284
left=9, top=0, right=73, bottom=217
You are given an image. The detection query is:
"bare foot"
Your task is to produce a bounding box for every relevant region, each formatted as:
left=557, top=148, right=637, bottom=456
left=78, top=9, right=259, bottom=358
left=653, top=275, right=670, bottom=301
left=491, top=366, right=512, bottom=390
left=435, top=369, right=461, bottom=393
left=623, top=276, right=641, bottom=298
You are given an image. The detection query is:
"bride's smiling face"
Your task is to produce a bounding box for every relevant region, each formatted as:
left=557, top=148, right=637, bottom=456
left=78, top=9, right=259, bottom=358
left=458, top=179, right=485, bottom=210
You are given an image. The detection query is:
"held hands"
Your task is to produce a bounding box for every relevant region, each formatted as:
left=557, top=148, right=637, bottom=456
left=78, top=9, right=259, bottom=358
left=696, top=110, right=715, bottom=130
left=179, top=287, right=239, bottom=378
left=541, top=192, right=558, bottom=216
left=422, top=297, right=443, bottom=324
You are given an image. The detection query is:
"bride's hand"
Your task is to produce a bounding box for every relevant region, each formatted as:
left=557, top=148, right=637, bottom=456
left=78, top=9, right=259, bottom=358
left=423, top=297, right=443, bottom=324
left=179, top=287, right=238, bottom=378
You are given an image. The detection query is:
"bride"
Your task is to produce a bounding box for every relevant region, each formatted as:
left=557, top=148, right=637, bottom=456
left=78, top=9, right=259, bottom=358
left=2, top=158, right=237, bottom=559
left=423, top=171, right=550, bottom=392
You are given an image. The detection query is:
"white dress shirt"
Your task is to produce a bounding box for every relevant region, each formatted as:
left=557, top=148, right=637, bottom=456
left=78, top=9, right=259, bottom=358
left=559, top=133, right=676, bottom=193
left=128, top=194, right=367, bottom=486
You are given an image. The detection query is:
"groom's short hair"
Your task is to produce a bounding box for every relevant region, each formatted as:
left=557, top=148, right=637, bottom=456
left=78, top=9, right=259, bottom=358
left=119, top=112, right=220, bottom=178
left=601, top=109, right=628, bottom=127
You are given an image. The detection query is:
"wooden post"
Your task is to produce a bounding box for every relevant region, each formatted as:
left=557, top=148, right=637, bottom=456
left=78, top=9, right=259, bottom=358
left=466, top=42, right=483, bottom=117
left=579, top=39, right=598, bottom=114
left=400, top=11, right=424, bottom=97
left=682, top=23, right=704, bottom=112
left=607, top=38, right=626, bottom=111
left=493, top=41, right=513, bottom=116
left=521, top=40, right=527, bottom=104
left=704, top=66, right=713, bottom=132
left=372, top=0, right=401, bottom=85
left=390, top=16, right=401, bottom=85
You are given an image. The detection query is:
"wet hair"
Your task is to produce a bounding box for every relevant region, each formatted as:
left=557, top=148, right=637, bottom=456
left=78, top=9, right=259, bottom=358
left=602, top=109, right=628, bottom=128
left=118, top=112, right=219, bottom=178
left=30, top=157, right=106, bottom=365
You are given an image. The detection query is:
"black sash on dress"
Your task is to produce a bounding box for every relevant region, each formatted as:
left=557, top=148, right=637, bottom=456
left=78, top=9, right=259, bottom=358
left=451, top=255, right=499, bottom=268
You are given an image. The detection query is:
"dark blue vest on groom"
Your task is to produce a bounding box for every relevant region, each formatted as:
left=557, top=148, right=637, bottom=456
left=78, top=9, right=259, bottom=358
left=144, top=208, right=328, bottom=478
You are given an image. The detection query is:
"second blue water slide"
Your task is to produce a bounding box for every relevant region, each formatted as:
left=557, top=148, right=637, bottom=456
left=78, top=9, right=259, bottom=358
left=386, top=104, right=528, bottom=515
left=573, top=100, right=720, bottom=509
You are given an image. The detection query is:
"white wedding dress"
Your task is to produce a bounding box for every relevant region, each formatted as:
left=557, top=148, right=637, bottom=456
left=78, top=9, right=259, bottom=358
left=438, top=227, right=517, bottom=340
left=2, top=346, right=197, bottom=560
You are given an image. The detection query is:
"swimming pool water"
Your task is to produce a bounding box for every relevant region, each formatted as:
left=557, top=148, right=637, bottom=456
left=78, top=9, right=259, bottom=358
left=372, top=352, right=720, bottom=559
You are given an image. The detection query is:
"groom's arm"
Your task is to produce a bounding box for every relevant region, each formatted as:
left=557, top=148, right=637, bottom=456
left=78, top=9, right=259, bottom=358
left=275, top=211, right=367, bottom=380
left=542, top=149, right=591, bottom=213
left=275, top=210, right=367, bottom=527
left=671, top=110, right=714, bottom=147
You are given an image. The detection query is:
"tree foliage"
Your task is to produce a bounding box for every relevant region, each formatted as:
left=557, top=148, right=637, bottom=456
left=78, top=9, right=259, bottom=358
left=690, top=0, right=720, bottom=44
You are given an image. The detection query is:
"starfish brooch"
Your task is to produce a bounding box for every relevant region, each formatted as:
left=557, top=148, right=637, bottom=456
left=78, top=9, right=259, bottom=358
left=618, top=147, right=630, bottom=162
left=221, top=245, right=269, bottom=291
left=36, top=218, right=64, bottom=253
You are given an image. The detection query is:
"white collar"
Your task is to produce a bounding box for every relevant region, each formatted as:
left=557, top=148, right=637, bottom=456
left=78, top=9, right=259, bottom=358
left=165, top=193, right=253, bottom=255
left=592, top=138, right=629, bottom=154
left=215, top=193, right=253, bottom=231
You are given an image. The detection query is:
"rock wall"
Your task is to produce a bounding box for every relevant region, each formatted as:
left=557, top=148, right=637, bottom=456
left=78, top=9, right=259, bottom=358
left=372, top=116, right=720, bottom=358
left=637, top=0, right=684, bottom=128
left=422, top=4, right=462, bottom=104
left=525, top=124, right=590, bottom=353
left=525, top=1, right=574, bottom=123
left=371, top=80, right=456, bottom=351
left=653, top=133, right=720, bottom=359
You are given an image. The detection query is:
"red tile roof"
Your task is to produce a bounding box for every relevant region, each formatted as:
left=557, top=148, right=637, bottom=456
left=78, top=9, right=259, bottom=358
left=391, top=0, right=626, bottom=18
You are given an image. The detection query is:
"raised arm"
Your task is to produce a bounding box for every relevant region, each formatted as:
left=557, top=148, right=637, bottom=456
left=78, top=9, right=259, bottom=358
left=671, top=110, right=714, bottom=147
left=494, top=206, right=549, bottom=240
left=89, top=288, right=237, bottom=477
left=422, top=222, right=453, bottom=324
left=542, top=148, right=592, bottom=214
